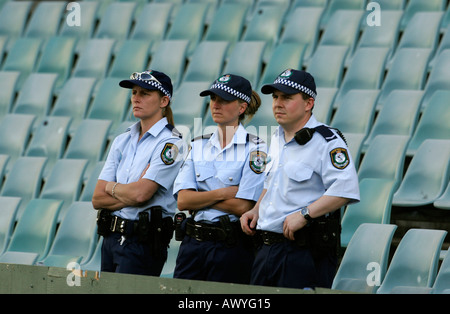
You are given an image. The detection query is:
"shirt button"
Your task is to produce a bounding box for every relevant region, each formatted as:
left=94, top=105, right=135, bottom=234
left=196, top=173, right=200, bottom=177
left=228, top=177, right=233, bottom=181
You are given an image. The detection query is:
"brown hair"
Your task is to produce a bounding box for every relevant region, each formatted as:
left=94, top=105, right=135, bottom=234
left=158, top=90, right=175, bottom=126
left=239, top=90, right=261, bottom=124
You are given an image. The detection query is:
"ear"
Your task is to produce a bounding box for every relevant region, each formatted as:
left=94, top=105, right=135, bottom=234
left=306, top=97, right=315, bottom=112
left=239, top=102, right=248, bottom=115
left=160, top=95, right=170, bottom=108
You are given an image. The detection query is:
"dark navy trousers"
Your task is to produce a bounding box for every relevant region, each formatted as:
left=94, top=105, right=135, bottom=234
left=250, top=240, right=337, bottom=289
left=101, top=232, right=167, bottom=276
left=173, top=234, right=254, bottom=284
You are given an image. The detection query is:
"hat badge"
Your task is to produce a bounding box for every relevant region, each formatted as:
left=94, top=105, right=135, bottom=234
left=217, top=74, right=231, bottom=83
left=279, top=69, right=293, bottom=78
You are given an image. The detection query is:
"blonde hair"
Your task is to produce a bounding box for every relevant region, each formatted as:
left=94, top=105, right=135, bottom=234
left=239, top=90, right=261, bottom=124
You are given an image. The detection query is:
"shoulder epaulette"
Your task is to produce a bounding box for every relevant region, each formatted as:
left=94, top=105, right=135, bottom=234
left=246, top=133, right=265, bottom=144
left=191, top=133, right=213, bottom=142
left=165, top=123, right=182, bottom=138
left=314, top=125, right=347, bottom=145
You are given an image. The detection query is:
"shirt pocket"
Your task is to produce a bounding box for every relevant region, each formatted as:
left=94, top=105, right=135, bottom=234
left=216, top=167, right=242, bottom=186
left=284, top=161, right=314, bottom=183
left=194, top=165, right=215, bottom=183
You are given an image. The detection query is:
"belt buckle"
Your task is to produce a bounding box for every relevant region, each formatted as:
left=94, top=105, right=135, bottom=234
left=111, top=216, right=127, bottom=234
left=193, top=223, right=203, bottom=241
left=261, top=231, right=271, bottom=245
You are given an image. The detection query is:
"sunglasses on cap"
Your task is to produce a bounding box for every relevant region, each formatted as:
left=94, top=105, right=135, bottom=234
left=130, top=71, right=162, bottom=85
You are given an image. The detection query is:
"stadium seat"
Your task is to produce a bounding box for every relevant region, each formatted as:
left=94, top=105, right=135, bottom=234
left=108, top=39, right=151, bottom=80
left=39, top=201, right=98, bottom=268
left=0, top=1, right=33, bottom=50
left=333, top=47, right=389, bottom=108
left=161, top=238, right=181, bottom=278
left=241, top=5, right=287, bottom=62
left=39, top=159, right=88, bottom=222
left=344, top=133, right=365, bottom=169
left=81, top=236, right=103, bottom=272
left=431, top=250, right=450, bottom=293
left=223, top=41, right=266, bottom=87
left=0, top=156, right=47, bottom=221
left=0, top=154, right=8, bottom=186
left=434, top=181, right=450, bottom=210
left=86, top=77, right=131, bottom=131
left=258, top=42, right=305, bottom=89
left=35, top=36, right=77, bottom=91
left=64, top=119, right=112, bottom=176
left=0, top=36, right=7, bottom=68
left=279, top=7, right=323, bottom=62
left=12, top=73, right=58, bottom=123
left=0, top=196, right=21, bottom=255
left=421, top=50, right=450, bottom=110
left=165, top=2, right=209, bottom=56
left=407, top=90, right=450, bottom=156
left=376, top=48, right=431, bottom=109
left=79, top=161, right=105, bottom=202
left=182, top=41, right=229, bottom=83
left=244, top=94, right=278, bottom=144
left=332, top=223, right=397, bottom=293
left=394, top=12, right=443, bottom=57
left=318, top=9, right=364, bottom=55
left=0, top=114, right=36, bottom=168
left=171, top=81, right=211, bottom=128
left=393, top=139, right=450, bottom=207
left=377, top=228, right=447, bottom=294
left=319, top=0, right=365, bottom=30
left=24, top=1, right=66, bottom=41
left=130, top=2, right=173, bottom=53
left=312, top=88, right=338, bottom=125
left=203, top=2, right=248, bottom=50
left=59, top=1, right=99, bottom=53
left=363, top=90, right=422, bottom=150
left=0, top=71, right=20, bottom=119
left=94, top=2, right=137, bottom=43
left=356, top=10, right=402, bottom=53
left=25, top=116, right=72, bottom=178
left=330, top=89, right=378, bottom=137
left=0, top=198, right=62, bottom=264
left=72, top=38, right=116, bottom=80
left=399, top=0, right=447, bottom=30
left=50, top=77, right=96, bottom=135
left=306, top=45, right=348, bottom=88
left=1, top=37, right=42, bottom=91
left=147, top=40, right=189, bottom=90
left=341, top=179, right=396, bottom=248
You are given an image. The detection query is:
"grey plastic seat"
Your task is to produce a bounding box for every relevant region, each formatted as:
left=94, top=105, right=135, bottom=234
left=332, top=223, right=397, bottom=293
left=377, top=228, right=447, bottom=294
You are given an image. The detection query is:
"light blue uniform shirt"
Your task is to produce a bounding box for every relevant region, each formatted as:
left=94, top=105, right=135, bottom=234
left=173, top=124, right=268, bottom=223
left=257, top=115, right=360, bottom=233
left=98, top=117, right=185, bottom=221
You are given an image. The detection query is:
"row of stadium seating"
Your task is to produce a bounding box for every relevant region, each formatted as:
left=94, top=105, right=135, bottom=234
left=0, top=0, right=449, bottom=293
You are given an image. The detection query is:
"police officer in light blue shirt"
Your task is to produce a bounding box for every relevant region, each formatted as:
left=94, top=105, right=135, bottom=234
left=173, top=74, right=267, bottom=284
left=92, top=70, right=185, bottom=276
left=241, top=69, right=360, bottom=289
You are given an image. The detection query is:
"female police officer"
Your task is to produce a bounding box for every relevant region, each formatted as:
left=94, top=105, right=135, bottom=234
left=92, top=70, right=185, bottom=276
left=240, top=69, right=360, bottom=289
left=172, top=74, right=267, bottom=284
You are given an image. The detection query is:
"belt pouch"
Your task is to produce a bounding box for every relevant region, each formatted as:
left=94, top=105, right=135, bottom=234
left=137, top=211, right=150, bottom=243
left=97, top=209, right=112, bottom=236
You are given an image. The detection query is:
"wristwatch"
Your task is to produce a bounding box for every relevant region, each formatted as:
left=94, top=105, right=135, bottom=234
left=300, top=206, right=313, bottom=222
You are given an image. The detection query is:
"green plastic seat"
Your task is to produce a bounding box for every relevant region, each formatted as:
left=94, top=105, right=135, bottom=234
left=79, top=161, right=105, bottom=202
left=399, top=0, right=446, bottom=30
left=80, top=237, right=103, bottom=272
left=393, top=139, right=450, bottom=207
left=0, top=1, right=33, bottom=50
left=72, top=38, right=116, bottom=80
left=306, top=45, right=348, bottom=88
left=432, top=250, right=450, bottom=293
left=40, top=201, right=98, bottom=268
left=94, top=2, right=137, bottom=42
left=341, top=179, right=396, bottom=248
left=0, top=198, right=62, bottom=264
left=0, top=157, right=47, bottom=221
left=332, top=223, right=397, bottom=293
left=0, top=71, right=20, bottom=119
left=434, top=181, right=450, bottom=210
left=377, top=228, right=447, bottom=294
left=148, top=40, right=189, bottom=90
left=182, top=41, right=229, bottom=83
left=108, top=39, right=151, bottom=79
left=25, top=116, right=72, bottom=178
left=24, top=1, right=66, bottom=41
left=39, top=159, right=88, bottom=222
left=357, top=10, right=402, bottom=51
left=421, top=50, right=450, bottom=111
left=0, top=196, right=21, bottom=255
left=319, top=0, right=366, bottom=29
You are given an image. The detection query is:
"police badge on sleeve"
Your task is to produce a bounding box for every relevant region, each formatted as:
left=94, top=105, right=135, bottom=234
left=161, top=143, right=179, bottom=165
left=330, top=147, right=349, bottom=169
left=249, top=151, right=267, bottom=174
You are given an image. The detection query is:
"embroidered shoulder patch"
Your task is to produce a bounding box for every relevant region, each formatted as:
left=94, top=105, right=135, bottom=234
left=161, top=143, right=178, bottom=165
left=249, top=151, right=267, bottom=174
left=330, top=147, right=349, bottom=169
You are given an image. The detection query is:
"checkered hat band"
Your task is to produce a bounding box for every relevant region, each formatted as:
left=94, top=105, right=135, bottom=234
left=210, top=83, right=251, bottom=103
left=136, top=78, right=172, bottom=99
left=275, top=78, right=316, bottom=99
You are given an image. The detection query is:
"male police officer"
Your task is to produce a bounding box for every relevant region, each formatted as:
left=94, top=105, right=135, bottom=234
left=241, top=69, right=360, bottom=289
